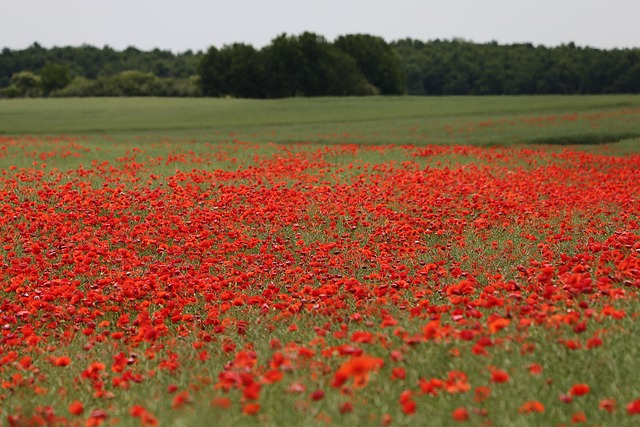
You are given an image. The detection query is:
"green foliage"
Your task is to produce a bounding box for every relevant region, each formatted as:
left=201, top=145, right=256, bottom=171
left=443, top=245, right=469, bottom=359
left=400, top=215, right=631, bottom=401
left=11, top=71, right=41, bottom=90
left=334, top=34, right=405, bottom=94
left=50, top=72, right=202, bottom=97
left=259, top=33, right=303, bottom=98
left=221, top=44, right=264, bottom=98
left=39, top=62, right=71, bottom=95
left=0, top=43, right=202, bottom=89
left=0, top=71, right=42, bottom=97
left=199, top=32, right=377, bottom=98
left=260, top=32, right=376, bottom=97
left=393, top=39, right=640, bottom=95
left=0, top=46, right=202, bottom=97
left=50, top=76, right=95, bottom=97
left=322, top=46, right=378, bottom=96
left=106, top=70, right=157, bottom=96
left=2, top=37, right=640, bottom=97
left=199, top=44, right=264, bottom=97
left=198, top=46, right=226, bottom=97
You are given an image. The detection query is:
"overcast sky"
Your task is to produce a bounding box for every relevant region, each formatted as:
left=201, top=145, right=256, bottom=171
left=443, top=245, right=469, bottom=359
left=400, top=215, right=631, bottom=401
left=2, top=0, right=639, bottom=52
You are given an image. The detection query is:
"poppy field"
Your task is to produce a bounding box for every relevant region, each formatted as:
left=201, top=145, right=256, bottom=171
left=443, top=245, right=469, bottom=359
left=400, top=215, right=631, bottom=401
left=1, top=96, right=640, bottom=426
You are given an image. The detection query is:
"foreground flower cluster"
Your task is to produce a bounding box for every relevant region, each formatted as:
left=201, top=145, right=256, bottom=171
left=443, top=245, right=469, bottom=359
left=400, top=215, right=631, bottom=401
left=1, top=136, right=639, bottom=426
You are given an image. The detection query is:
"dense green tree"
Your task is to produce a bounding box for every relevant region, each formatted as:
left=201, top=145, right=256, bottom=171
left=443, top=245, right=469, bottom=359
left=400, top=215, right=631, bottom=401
left=221, top=44, right=264, bottom=98
left=322, top=47, right=377, bottom=96
left=199, top=43, right=265, bottom=98
left=291, top=32, right=374, bottom=96
left=109, top=70, right=157, bottom=96
left=334, top=34, right=405, bottom=94
left=296, top=32, right=332, bottom=96
left=219, top=32, right=374, bottom=98
left=1, top=70, right=42, bottom=97
left=260, top=33, right=304, bottom=98
left=611, top=62, right=640, bottom=93
left=12, top=71, right=40, bottom=89
left=198, top=46, right=227, bottom=97
left=40, top=62, right=71, bottom=95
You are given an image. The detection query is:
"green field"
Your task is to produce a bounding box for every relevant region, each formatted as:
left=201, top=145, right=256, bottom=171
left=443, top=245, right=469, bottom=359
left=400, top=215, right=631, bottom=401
left=1, top=96, right=640, bottom=150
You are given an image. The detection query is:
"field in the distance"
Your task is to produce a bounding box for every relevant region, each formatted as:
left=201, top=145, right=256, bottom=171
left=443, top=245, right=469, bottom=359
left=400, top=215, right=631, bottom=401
left=2, top=95, right=640, bottom=147
left=1, top=96, right=640, bottom=426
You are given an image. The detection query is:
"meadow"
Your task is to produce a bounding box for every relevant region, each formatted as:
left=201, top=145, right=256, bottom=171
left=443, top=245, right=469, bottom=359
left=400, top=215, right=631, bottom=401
left=1, top=96, right=640, bottom=426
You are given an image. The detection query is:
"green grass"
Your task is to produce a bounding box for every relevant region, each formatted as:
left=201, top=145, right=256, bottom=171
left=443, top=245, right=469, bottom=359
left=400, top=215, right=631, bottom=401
left=1, top=96, right=640, bottom=150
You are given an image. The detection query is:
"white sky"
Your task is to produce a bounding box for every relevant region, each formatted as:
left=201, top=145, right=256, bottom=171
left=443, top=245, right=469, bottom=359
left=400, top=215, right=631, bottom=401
left=2, top=0, right=639, bottom=52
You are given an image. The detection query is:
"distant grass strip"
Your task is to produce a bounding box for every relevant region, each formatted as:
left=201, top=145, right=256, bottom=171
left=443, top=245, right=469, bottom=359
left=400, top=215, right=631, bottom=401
left=528, top=132, right=640, bottom=146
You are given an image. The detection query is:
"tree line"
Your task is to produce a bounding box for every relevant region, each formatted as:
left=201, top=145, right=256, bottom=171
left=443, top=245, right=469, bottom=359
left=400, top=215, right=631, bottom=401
left=0, top=43, right=201, bottom=97
left=1, top=34, right=639, bottom=98
left=394, top=39, right=640, bottom=95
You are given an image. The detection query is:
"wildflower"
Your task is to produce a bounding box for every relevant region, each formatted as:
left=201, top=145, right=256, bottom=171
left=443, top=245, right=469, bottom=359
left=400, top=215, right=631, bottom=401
left=569, top=383, right=590, bottom=397
left=332, top=355, right=383, bottom=388
left=452, top=407, right=469, bottom=422
left=68, top=401, right=83, bottom=416
left=519, top=401, right=545, bottom=414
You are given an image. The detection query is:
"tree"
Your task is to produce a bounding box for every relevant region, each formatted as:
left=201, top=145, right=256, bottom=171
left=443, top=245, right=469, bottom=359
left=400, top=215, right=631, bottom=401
left=322, top=47, right=377, bottom=96
left=260, top=32, right=375, bottom=98
left=221, top=43, right=264, bottom=98
left=6, top=71, right=42, bottom=97
left=260, top=33, right=304, bottom=98
left=611, top=62, right=640, bottom=93
left=335, top=34, right=405, bottom=94
left=40, top=62, right=71, bottom=95
left=108, top=71, right=157, bottom=96
left=198, top=46, right=228, bottom=96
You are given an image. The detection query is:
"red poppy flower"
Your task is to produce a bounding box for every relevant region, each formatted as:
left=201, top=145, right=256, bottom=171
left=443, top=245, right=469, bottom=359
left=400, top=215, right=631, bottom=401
left=489, top=367, right=510, bottom=383
left=332, top=355, right=384, bottom=388
left=599, top=398, right=616, bottom=413
left=452, top=407, right=469, bottom=422
left=242, top=403, right=260, bottom=416
left=68, top=400, right=83, bottom=416
left=519, top=401, right=545, bottom=414
left=627, top=399, right=640, bottom=415
left=569, top=383, right=590, bottom=397
left=53, top=356, right=71, bottom=367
